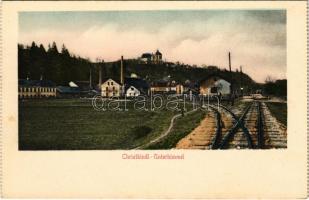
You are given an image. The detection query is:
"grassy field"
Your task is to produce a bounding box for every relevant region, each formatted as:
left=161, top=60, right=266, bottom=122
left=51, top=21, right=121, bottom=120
left=266, top=102, right=287, bottom=126
left=19, top=98, right=178, bottom=150
left=146, top=110, right=207, bottom=149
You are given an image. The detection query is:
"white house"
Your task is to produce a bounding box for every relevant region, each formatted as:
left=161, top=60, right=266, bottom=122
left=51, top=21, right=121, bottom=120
left=213, top=79, right=231, bottom=95
left=125, top=86, right=141, bottom=97
left=101, top=78, right=122, bottom=97
left=200, top=76, right=231, bottom=96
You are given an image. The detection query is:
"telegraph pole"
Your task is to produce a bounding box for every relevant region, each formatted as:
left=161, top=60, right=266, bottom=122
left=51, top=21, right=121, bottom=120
left=228, top=52, right=232, bottom=72
left=228, top=52, right=234, bottom=105
left=240, top=66, right=243, bottom=96
left=99, top=63, right=102, bottom=86
left=89, top=66, right=92, bottom=89
left=120, top=56, right=124, bottom=85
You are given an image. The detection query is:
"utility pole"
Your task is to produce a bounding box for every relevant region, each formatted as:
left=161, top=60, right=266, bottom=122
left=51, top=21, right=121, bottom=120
left=99, top=63, right=102, bottom=86
left=240, top=66, right=243, bottom=96
left=228, top=51, right=234, bottom=106
left=97, top=59, right=104, bottom=88
left=120, top=56, right=124, bottom=85
left=89, top=66, right=92, bottom=89
left=228, top=52, right=232, bottom=72
left=120, top=56, right=124, bottom=97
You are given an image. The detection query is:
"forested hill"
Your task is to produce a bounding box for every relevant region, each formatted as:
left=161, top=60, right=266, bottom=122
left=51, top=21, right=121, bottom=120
left=18, top=42, right=257, bottom=90
left=18, top=42, right=92, bottom=85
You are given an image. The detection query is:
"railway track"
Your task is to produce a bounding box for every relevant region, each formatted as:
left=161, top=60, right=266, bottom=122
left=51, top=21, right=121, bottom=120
left=209, top=101, right=287, bottom=149
left=261, top=102, right=287, bottom=148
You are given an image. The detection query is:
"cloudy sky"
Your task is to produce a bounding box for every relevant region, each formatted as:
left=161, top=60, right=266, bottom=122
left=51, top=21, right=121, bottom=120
left=19, top=10, right=286, bottom=83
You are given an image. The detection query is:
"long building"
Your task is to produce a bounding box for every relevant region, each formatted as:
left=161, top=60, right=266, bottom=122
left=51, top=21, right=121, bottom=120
left=18, top=79, right=57, bottom=98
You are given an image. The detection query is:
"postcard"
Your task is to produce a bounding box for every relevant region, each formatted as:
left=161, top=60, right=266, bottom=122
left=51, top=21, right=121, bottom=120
left=1, top=1, right=308, bottom=198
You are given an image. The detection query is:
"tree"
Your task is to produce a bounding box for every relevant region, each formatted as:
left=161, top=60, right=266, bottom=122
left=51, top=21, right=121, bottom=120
left=61, top=44, right=70, bottom=57
left=265, top=75, right=275, bottom=83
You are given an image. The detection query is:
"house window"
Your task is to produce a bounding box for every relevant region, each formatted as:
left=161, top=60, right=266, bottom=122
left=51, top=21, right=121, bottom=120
left=210, top=87, right=218, bottom=93
left=106, top=87, right=108, bottom=92
left=112, top=87, right=115, bottom=91
left=111, top=82, right=113, bottom=86
left=131, top=87, right=134, bottom=91
left=108, top=82, right=110, bottom=86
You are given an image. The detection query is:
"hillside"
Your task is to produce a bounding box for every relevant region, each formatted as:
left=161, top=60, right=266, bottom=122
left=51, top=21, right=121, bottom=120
left=18, top=42, right=258, bottom=94
left=97, top=59, right=258, bottom=94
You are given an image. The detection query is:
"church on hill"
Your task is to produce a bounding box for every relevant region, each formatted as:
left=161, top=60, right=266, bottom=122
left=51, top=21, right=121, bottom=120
left=140, top=49, right=163, bottom=64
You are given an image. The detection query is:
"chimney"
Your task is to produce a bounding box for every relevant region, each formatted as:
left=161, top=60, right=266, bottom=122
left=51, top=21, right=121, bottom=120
left=228, top=52, right=231, bottom=72
left=89, top=67, right=92, bottom=89
left=120, top=56, right=124, bottom=85
left=98, top=62, right=103, bottom=86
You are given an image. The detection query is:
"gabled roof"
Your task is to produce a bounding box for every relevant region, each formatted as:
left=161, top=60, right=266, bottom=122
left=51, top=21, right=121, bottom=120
left=57, top=86, right=80, bottom=94
left=125, top=85, right=139, bottom=92
left=151, top=80, right=179, bottom=87
left=101, top=78, right=121, bottom=85
left=19, top=79, right=56, bottom=87
left=215, top=79, right=231, bottom=86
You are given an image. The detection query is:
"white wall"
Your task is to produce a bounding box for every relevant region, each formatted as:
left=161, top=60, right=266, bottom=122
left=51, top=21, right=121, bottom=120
left=101, top=79, right=121, bottom=97
left=214, top=79, right=231, bottom=95
left=126, top=86, right=140, bottom=97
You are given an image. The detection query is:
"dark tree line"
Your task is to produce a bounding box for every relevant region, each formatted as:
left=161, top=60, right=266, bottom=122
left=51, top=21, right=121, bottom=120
left=18, top=42, right=92, bottom=85
left=264, top=79, right=287, bottom=97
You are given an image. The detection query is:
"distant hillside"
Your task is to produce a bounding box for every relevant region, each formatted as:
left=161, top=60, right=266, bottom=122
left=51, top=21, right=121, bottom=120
left=18, top=42, right=259, bottom=94
left=97, top=59, right=258, bottom=94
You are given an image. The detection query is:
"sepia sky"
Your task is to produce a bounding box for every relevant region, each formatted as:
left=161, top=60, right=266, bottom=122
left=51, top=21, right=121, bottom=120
left=19, top=10, right=286, bottom=83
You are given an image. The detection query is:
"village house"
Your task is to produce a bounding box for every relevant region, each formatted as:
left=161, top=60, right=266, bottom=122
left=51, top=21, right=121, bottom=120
left=99, top=56, right=151, bottom=97
left=125, top=86, right=140, bottom=97
left=183, top=80, right=200, bottom=95
left=18, top=79, right=57, bottom=98
left=150, top=80, right=183, bottom=95
left=100, top=56, right=125, bottom=97
left=56, top=81, right=99, bottom=98
left=199, top=75, right=231, bottom=96
left=101, top=78, right=122, bottom=97
left=101, top=77, right=150, bottom=97
left=57, top=85, right=80, bottom=98
left=125, top=77, right=150, bottom=97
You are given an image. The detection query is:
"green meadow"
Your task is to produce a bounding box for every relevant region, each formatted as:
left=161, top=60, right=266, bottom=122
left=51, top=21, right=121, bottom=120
left=19, top=98, right=202, bottom=150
